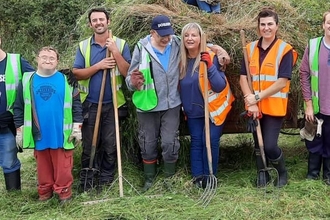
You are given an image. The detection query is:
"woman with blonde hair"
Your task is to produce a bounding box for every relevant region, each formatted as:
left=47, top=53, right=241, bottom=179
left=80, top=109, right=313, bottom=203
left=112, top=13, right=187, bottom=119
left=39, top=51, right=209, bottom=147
left=179, top=23, right=234, bottom=188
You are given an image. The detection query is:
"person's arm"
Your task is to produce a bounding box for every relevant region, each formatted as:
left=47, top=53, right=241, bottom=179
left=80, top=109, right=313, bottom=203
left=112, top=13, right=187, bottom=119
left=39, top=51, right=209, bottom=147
left=208, top=44, right=230, bottom=66
left=13, top=81, right=24, bottom=128
left=110, top=42, right=131, bottom=77
left=125, top=44, right=142, bottom=91
left=72, top=88, right=83, bottom=123
left=72, top=47, right=103, bottom=80
left=207, top=54, right=226, bottom=92
left=299, top=45, right=314, bottom=122
left=20, top=56, right=35, bottom=72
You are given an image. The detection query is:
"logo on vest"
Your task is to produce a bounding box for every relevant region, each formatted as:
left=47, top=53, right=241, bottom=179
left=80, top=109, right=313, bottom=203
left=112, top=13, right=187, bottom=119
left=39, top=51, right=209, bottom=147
left=36, top=85, right=55, bottom=101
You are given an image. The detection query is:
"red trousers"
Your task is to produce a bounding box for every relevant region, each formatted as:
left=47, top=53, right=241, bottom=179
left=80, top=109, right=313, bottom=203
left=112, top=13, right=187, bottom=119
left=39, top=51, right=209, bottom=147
left=34, top=149, right=73, bottom=200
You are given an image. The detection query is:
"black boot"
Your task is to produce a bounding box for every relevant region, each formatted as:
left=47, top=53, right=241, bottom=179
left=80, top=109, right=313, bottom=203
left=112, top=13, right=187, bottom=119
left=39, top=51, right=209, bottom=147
left=322, top=157, right=330, bottom=185
left=164, top=162, right=176, bottom=178
left=307, top=152, right=322, bottom=179
left=142, top=162, right=156, bottom=192
left=270, top=151, right=288, bottom=187
left=255, top=149, right=270, bottom=187
left=4, top=169, right=21, bottom=191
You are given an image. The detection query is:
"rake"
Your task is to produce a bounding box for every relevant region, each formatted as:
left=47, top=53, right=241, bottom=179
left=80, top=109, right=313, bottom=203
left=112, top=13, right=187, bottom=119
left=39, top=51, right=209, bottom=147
left=196, top=31, right=217, bottom=207
left=240, top=30, right=279, bottom=194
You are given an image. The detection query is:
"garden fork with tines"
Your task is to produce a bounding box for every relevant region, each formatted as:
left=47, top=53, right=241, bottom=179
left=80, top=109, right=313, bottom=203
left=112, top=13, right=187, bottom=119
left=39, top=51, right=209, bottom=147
left=255, top=120, right=279, bottom=195
left=196, top=32, right=217, bottom=208
left=80, top=46, right=110, bottom=192
left=240, top=30, right=279, bottom=195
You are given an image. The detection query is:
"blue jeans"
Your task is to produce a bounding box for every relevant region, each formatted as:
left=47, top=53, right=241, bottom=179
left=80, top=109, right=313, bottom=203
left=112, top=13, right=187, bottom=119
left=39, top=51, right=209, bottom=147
left=0, top=128, right=21, bottom=173
left=187, top=117, right=224, bottom=177
left=183, top=0, right=221, bottom=13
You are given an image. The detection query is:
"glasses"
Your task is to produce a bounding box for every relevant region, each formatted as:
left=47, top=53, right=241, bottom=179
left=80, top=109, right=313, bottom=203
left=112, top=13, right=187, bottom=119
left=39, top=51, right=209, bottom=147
left=39, top=55, right=57, bottom=62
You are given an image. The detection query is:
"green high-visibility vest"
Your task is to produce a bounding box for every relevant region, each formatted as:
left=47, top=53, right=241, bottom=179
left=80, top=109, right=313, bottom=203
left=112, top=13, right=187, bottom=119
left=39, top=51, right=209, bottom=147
left=131, top=43, right=158, bottom=111
left=308, top=37, right=322, bottom=114
left=22, top=72, right=74, bottom=149
left=5, top=53, right=22, bottom=114
left=78, top=36, right=126, bottom=107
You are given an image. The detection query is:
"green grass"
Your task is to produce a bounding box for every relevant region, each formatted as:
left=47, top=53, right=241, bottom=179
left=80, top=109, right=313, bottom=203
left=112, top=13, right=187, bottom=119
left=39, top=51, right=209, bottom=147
left=1, top=133, right=330, bottom=220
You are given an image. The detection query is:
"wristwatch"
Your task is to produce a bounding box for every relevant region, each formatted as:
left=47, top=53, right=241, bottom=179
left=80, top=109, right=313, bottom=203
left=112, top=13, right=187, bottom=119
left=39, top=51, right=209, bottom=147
left=255, top=94, right=260, bottom=101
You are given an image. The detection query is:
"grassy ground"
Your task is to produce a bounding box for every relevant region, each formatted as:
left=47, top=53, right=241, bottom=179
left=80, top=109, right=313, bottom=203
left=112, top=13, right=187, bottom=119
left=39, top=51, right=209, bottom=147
left=1, top=132, right=330, bottom=220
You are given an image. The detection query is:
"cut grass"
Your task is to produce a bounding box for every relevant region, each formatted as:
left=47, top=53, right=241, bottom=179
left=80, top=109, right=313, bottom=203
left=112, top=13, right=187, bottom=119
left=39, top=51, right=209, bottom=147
left=1, top=134, right=329, bottom=220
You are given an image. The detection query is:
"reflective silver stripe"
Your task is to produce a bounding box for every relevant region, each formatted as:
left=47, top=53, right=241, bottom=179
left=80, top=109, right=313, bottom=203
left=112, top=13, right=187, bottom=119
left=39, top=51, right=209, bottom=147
left=255, top=90, right=288, bottom=98
left=252, top=74, right=277, bottom=82
left=78, top=84, right=88, bottom=93
left=208, top=91, right=219, bottom=102
left=274, top=42, right=287, bottom=77
left=249, top=41, right=257, bottom=56
left=63, top=124, right=72, bottom=131
left=209, top=89, right=232, bottom=119
left=8, top=54, right=20, bottom=88
left=80, top=39, right=89, bottom=57
left=64, top=102, right=71, bottom=108
left=309, top=38, right=319, bottom=77
left=139, top=45, right=149, bottom=69
left=141, top=83, right=155, bottom=90
left=312, top=91, right=318, bottom=97
left=6, top=84, right=16, bottom=90
left=24, top=99, right=31, bottom=104
left=24, top=120, right=32, bottom=127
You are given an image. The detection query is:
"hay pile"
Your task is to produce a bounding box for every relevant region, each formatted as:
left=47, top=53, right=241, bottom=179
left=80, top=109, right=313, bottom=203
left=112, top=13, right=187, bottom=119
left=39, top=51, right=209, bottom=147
left=111, top=0, right=309, bottom=132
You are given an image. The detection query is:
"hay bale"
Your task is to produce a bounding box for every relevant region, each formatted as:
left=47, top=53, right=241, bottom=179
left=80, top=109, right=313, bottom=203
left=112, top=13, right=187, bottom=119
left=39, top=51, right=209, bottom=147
left=111, top=0, right=308, bottom=133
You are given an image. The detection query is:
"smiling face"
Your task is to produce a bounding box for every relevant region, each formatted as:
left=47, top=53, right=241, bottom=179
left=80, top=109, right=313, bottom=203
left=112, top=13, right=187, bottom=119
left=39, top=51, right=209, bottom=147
left=323, top=12, right=330, bottom=38
left=89, top=11, right=110, bottom=35
left=258, top=16, right=278, bottom=41
left=37, top=48, right=58, bottom=73
left=150, top=30, right=172, bottom=48
left=183, top=27, right=201, bottom=54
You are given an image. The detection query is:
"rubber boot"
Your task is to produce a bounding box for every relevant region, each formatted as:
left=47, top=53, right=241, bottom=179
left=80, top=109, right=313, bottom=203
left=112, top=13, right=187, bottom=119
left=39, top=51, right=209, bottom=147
left=269, top=151, right=288, bottom=187
left=4, top=169, right=21, bottom=191
left=322, top=157, right=330, bottom=185
left=255, top=149, right=270, bottom=187
left=142, top=162, right=156, bottom=192
left=306, top=152, right=322, bottom=180
left=164, top=162, right=176, bottom=178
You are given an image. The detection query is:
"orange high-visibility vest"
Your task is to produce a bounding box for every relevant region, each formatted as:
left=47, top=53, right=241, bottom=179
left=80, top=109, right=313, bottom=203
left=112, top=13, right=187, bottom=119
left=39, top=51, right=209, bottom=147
left=199, top=51, right=235, bottom=126
left=246, top=39, right=297, bottom=116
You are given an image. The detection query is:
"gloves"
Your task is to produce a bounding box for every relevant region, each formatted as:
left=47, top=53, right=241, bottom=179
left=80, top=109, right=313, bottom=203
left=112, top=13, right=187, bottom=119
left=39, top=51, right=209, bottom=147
left=16, top=126, right=23, bottom=153
left=130, top=69, right=145, bottom=90
left=247, top=117, right=258, bottom=133
left=69, top=123, right=82, bottom=147
left=200, top=52, right=213, bottom=69
left=300, top=118, right=317, bottom=141
left=240, top=111, right=258, bottom=133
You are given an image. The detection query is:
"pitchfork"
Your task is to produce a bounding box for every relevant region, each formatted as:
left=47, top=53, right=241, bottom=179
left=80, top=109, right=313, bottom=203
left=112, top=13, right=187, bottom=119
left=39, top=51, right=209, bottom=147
left=240, top=30, right=279, bottom=194
left=196, top=32, right=217, bottom=207
left=80, top=36, right=110, bottom=192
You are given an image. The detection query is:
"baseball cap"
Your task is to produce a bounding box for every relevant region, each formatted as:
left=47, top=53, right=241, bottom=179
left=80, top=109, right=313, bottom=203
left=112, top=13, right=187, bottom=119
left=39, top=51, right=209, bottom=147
left=151, top=15, right=174, bottom=37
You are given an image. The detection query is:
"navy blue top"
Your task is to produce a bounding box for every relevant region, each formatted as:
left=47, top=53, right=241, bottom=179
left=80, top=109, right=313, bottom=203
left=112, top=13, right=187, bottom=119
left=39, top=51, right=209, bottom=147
left=240, top=37, right=293, bottom=79
left=73, top=36, right=131, bottom=103
left=180, top=55, right=226, bottom=118
left=0, top=54, right=34, bottom=113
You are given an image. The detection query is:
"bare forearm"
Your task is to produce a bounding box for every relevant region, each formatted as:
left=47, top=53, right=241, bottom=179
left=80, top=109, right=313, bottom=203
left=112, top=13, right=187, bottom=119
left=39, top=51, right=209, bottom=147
left=73, top=65, right=100, bottom=80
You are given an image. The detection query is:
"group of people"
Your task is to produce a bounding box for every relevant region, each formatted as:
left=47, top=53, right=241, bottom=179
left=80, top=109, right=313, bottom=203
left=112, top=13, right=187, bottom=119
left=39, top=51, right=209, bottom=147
left=1, top=6, right=330, bottom=204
